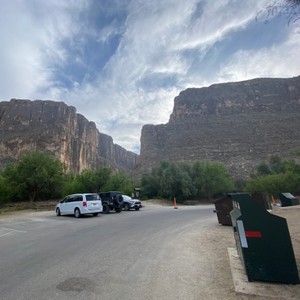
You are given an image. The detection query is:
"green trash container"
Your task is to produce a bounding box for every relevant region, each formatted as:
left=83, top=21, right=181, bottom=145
left=229, top=193, right=299, bottom=284
left=279, top=193, right=300, bottom=207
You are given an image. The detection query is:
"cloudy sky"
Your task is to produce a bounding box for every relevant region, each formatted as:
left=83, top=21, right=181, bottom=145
left=0, top=0, right=299, bottom=153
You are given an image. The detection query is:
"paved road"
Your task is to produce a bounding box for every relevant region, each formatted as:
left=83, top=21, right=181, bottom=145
left=0, top=205, right=220, bottom=300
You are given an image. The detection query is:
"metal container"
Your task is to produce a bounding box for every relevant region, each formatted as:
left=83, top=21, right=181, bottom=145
left=229, top=193, right=299, bottom=284
left=213, top=196, right=233, bottom=226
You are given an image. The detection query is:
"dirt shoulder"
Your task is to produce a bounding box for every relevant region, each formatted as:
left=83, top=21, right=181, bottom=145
left=0, top=201, right=57, bottom=215
left=271, top=205, right=300, bottom=272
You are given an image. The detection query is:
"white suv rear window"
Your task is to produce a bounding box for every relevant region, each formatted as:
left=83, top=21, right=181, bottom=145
left=86, top=194, right=100, bottom=201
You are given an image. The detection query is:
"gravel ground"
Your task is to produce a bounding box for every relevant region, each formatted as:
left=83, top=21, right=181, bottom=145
left=155, top=203, right=300, bottom=300
left=271, top=205, right=300, bottom=275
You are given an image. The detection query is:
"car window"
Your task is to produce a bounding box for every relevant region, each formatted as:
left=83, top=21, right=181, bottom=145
left=99, top=193, right=108, bottom=199
left=86, top=194, right=100, bottom=201
left=70, top=196, right=76, bottom=202
left=123, top=195, right=131, bottom=201
left=66, top=196, right=73, bottom=203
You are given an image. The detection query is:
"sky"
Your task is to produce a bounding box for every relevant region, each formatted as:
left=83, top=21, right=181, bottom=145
left=0, top=0, right=300, bottom=153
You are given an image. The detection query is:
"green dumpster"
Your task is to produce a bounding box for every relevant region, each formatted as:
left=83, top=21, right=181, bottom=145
left=279, top=193, right=300, bottom=207
left=229, top=193, right=299, bottom=284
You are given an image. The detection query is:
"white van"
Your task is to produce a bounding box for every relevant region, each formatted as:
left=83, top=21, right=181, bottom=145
left=55, top=193, right=103, bottom=218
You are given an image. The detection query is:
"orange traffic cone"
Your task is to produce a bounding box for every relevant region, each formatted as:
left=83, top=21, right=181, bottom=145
left=174, top=197, right=178, bottom=209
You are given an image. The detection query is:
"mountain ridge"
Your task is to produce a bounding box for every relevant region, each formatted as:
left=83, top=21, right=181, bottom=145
left=0, top=99, right=137, bottom=173
left=136, top=75, right=300, bottom=179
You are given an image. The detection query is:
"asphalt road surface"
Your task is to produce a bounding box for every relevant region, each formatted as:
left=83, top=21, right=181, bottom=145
left=0, top=204, right=228, bottom=300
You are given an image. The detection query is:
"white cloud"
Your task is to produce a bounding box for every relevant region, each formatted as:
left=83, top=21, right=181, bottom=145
left=0, top=0, right=299, bottom=153
left=0, top=0, right=87, bottom=99
left=217, top=23, right=300, bottom=82
left=0, top=2, right=47, bottom=99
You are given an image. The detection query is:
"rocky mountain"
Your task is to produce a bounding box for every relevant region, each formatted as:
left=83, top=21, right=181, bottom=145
left=136, top=76, right=300, bottom=179
left=0, top=99, right=137, bottom=173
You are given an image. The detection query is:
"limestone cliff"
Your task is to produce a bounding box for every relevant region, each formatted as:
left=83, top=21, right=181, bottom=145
left=136, top=76, right=300, bottom=179
left=0, top=99, right=137, bottom=173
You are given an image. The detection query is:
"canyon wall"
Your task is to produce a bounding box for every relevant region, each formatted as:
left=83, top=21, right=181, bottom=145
left=0, top=99, right=137, bottom=173
left=136, top=76, right=300, bottom=179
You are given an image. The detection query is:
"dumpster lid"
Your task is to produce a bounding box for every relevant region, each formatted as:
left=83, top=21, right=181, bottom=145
left=280, top=192, right=297, bottom=199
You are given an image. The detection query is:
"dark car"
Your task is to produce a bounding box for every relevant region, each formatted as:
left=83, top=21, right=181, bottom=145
left=99, top=191, right=123, bottom=214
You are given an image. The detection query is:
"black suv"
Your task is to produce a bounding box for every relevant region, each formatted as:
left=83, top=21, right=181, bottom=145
left=99, top=191, right=123, bottom=214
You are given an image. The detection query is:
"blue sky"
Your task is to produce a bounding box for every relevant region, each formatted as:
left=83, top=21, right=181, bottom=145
left=0, top=0, right=299, bottom=153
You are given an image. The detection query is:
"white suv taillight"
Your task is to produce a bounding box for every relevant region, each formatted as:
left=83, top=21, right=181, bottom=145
left=83, top=201, right=87, bottom=207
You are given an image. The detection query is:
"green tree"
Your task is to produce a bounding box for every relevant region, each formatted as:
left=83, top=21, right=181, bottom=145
left=141, top=160, right=234, bottom=201
left=269, top=156, right=286, bottom=174
left=141, top=172, right=160, bottom=198
left=62, top=173, right=82, bottom=195
left=245, top=172, right=300, bottom=196
left=256, top=161, right=272, bottom=176
left=256, top=156, right=300, bottom=176
left=0, top=175, right=11, bottom=205
left=160, top=162, right=195, bottom=201
left=95, top=167, right=112, bottom=191
left=102, top=172, right=135, bottom=195
left=285, top=160, right=300, bottom=174
left=3, top=151, right=64, bottom=202
left=141, top=160, right=195, bottom=201
left=1, top=164, right=23, bottom=202
left=141, top=161, right=172, bottom=199
left=63, top=167, right=112, bottom=195
left=77, top=169, right=99, bottom=192
left=194, top=161, right=234, bottom=200
left=247, top=156, right=300, bottom=196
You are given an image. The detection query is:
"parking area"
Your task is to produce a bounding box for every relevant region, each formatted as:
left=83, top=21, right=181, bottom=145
left=0, top=205, right=299, bottom=299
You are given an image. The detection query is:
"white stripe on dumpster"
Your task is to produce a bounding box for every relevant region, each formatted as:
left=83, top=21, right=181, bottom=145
left=237, top=220, right=248, bottom=248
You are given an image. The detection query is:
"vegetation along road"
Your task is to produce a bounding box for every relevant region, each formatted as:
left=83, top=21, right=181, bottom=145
left=0, top=204, right=246, bottom=300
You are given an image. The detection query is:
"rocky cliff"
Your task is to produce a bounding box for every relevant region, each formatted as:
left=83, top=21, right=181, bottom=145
left=0, top=99, right=137, bottom=173
left=136, top=76, right=300, bottom=179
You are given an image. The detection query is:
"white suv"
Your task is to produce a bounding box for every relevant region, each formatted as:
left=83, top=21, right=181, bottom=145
left=56, top=193, right=103, bottom=218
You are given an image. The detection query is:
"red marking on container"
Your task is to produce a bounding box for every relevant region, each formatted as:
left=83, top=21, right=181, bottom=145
left=245, top=231, right=262, bottom=238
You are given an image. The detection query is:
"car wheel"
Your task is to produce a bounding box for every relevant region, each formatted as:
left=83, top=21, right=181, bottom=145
left=93, top=213, right=99, bottom=217
left=124, top=203, right=130, bottom=211
left=116, top=194, right=123, bottom=205
left=135, top=207, right=140, bottom=211
left=56, top=208, right=61, bottom=216
left=115, top=207, right=122, bottom=213
left=102, top=203, right=110, bottom=214
left=74, top=208, right=81, bottom=218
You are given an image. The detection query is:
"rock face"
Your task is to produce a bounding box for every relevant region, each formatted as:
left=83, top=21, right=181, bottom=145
left=0, top=99, right=137, bottom=173
left=136, top=76, right=300, bottom=179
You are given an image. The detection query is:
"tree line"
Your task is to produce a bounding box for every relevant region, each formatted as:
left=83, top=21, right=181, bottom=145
left=141, top=160, right=234, bottom=201
left=0, top=150, right=299, bottom=205
left=0, top=151, right=136, bottom=204
left=245, top=155, right=300, bottom=196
